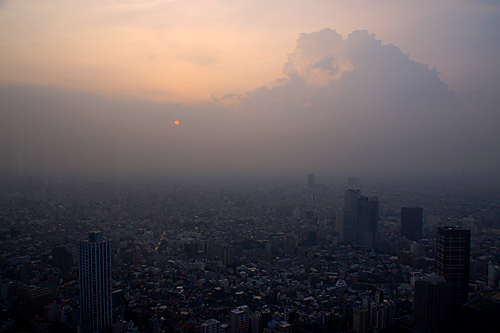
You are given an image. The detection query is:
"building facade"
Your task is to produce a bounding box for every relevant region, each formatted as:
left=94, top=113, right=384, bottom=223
left=342, top=189, right=360, bottom=243
left=79, top=231, right=112, bottom=333
left=230, top=305, right=249, bottom=333
left=307, top=174, right=315, bottom=188
left=436, top=226, right=470, bottom=315
left=357, top=196, right=379, bottom=248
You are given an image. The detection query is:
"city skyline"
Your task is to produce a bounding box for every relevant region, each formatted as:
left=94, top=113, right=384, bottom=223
left=0, top=175, right=497, bottom=331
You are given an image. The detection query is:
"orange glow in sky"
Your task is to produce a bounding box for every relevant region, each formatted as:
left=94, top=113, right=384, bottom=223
left=0, top=0, right=495, bottom=104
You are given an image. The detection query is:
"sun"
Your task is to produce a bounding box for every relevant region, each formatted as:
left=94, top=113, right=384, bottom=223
left=174, top=120, right=180, bottom=125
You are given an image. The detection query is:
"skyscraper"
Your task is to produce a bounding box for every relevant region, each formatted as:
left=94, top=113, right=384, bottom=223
left=413, top=273, right=452, bottom=333
left=341, top=190, right=379, bottom=247
left=307, top=174, right=315, bottom=188
left=401, top=207, right=423, bottom=241
left=79, top=231, right=112, bottom=333
left=230, top=305, right=249, bottom=333
left=357, top=196, right=379, bottom=247
left=342, top=189, right=360, bottom=243
left=436, top=227, right=470, bottom=316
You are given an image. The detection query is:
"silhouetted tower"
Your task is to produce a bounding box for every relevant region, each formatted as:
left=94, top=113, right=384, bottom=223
left=357, top=196, right=379, bottom=247
left=307, top=174, right=315, bottom=188
left=342, top=189, right=360, bottom=243
left=436, top=227, right=470, bottom=317
left=79, top=231, right=112, bottom=333
left=342, top=190, right=379, bottom=247
left=401, top=207, right=423, bottom=241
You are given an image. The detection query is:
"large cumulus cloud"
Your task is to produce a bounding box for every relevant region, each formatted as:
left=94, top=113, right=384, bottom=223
left=225, top=29, right=499, bottom=177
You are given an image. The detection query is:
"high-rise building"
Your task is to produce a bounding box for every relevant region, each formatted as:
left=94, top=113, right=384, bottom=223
left=401, top=207, right=423, bottom=241
left=307, top=174, right=315, bottom=188
left=357, top=196, right=379, bottom=247
left=413, top=273, right=452, bottom=333
left=79, top=231, right=112, bottom=333
left=202, top=319, right=221, bottom=333
left=341, top=190, right=379, bottom=247
left=436, top=227, right=470, bottom=316
left=259, top=309, right=272, bottom=333
left=342, top=189, right=360, bottom=243
left=231, top=305, right=249, bottom=333
left=353, top=307, right=369, bottom=333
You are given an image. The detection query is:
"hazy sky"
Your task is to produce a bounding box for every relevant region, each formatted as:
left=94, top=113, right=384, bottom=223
left=1, top=0, right=499, bottom=103
left=1, top=0, right=499, bottom=179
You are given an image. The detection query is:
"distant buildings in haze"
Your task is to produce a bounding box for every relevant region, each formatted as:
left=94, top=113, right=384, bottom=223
left=307, top=174, right=315, bottom=188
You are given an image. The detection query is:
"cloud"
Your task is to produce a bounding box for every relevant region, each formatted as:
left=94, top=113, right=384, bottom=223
left=311, top=55, right=337, bottom=75
left=282, top=29, right=350, bottom=86
left=231, top=29, right=499, bottom=177
left=0, top=29, right=499, bottom=180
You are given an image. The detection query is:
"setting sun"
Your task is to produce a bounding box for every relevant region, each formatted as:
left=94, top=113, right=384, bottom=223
left=174, top=120, right=180, bottom=125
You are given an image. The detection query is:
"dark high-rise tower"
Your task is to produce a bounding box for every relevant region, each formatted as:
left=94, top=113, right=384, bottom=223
left=401, top=207, right=423, bottom=241
left=413, top=273, right=452, bottom=333
left=357, top=196, right=379, bottom=247
left=79, top=231, right=112, bottom=333
left=341, top=190, right=379, bottom=247
left=436, top=227, right=470, bottom=316
left=342, top=189, right=360, bottom=243
left=308, top=174, right=315, bottom=188
left=230, top=305, right=249, bottom=333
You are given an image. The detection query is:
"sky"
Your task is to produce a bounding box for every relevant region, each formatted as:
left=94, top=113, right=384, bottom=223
left=1, top=0, right=499, bottom=180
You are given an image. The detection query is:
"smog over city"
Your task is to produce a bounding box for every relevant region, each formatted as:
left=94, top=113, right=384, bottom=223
left=1, top=1, right=500, bottom=332
left=1, top=0, right=499, bottom=181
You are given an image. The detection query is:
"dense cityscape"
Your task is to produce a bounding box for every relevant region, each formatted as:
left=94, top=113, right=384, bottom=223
left=1, top=174, right=500, bottom=332
left=2, top=1, right=500, bottom=332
